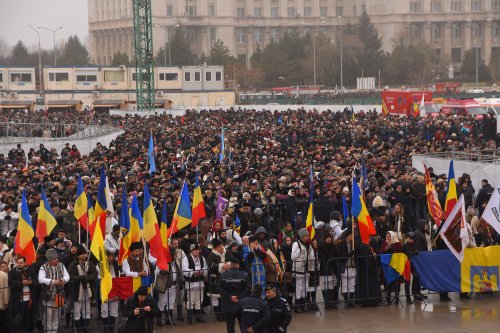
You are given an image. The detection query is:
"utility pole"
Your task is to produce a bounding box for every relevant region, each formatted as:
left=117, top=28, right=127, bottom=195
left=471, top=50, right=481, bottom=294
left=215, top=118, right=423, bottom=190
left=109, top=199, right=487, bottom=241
left=39, top=26, right=62, bottom=66
left=339, top=16, right=343, bottom=91
left=28, top=25, right=43, bottom=96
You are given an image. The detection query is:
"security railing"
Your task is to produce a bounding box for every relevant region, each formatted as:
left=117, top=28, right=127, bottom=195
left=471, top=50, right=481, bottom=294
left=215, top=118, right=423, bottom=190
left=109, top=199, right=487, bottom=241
left=0, top=122, right=121, bottom=144
left=415, top=149, right=500, bottom=163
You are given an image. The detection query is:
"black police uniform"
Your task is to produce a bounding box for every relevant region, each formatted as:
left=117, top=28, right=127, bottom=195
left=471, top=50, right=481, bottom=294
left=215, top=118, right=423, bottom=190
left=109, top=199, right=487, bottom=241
left=267, top=296, right=292, bottom=333
left=218, top=267, right=251, bottom=333
left=237, top=295, right=270, bottom=333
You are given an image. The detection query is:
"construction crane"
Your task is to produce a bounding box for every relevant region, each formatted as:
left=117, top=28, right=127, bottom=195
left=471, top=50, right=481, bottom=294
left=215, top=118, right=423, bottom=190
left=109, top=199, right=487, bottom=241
left=133, top=0, right=155, bottom=111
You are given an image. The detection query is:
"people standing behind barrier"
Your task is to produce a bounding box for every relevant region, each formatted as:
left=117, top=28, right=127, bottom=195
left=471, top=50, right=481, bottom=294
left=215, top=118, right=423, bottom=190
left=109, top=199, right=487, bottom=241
left=104, top=224, right=121, bottom=255
left=218, top=257, right=251, bottom=333
left=100, top=250, right=121, bottom=333
left=122, top=242, right=149, bottom=278
left=318, top=233, right=338, bottom=308
left=265, top=284, right=292, bottom=333
left=0, top=260, right=8, bottom=333
left=0, top=205, right=18, bottom=237
left=237, top=285, right=270, bottom=333
left=38, top=248, right=70, bottom=333
left=402, top=232, right=424, bottom=304
left=277, top=222, right=294, bottom=247
left=169, top=237, right=186, bottom=323
left=245, top=235, right=267, bottom=292
left=380, top=231, right=403, bottom=305
left=0, top=236, right=13, bottom=269
left=8, top=256, right=33, bottom=333
left=225, top=240, right=244, bottom=268
left=182, top=243, right=207, bottom=324
left=207, top=238, right=231, bottom=321
left=291, top=228, right=314, bottom=313
left=68, top=245, right=98, bottom=333
left=337, top=229, right=356, bottom=308
left=265, top=238, right=286, bottom=289
left=389, top=203, right=409, bottom=242
left=306, top=238, right=320, bottom=311
left=122, top=286, right=160, bottom=333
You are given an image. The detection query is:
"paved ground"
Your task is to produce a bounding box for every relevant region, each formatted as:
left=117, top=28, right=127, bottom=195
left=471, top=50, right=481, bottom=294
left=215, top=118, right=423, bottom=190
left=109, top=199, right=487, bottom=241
left=163, top=293, right=499, bottom=333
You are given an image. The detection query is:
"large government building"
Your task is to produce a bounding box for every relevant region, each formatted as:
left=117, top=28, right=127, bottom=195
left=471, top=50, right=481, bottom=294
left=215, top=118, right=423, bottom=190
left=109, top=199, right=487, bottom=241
left=88, top=0, right=500, bottom=76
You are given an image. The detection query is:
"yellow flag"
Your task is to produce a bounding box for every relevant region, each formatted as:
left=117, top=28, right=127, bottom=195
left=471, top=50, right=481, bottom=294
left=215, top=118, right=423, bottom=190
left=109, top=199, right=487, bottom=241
left=91, top=217, right=112, bottom=302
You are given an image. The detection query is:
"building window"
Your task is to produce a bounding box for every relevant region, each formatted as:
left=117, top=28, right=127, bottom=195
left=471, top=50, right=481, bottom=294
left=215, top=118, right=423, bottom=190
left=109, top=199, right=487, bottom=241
left=410, top=1, right=420, bottom=12
left=431, top=23, right=441, bottom=39
left=132, top=73, right=148, bottom=81
left=10, top=73, right=32, bottom=83
left=303, top=6, right=312, bottom=17
left=452, top=23, right=461, bottom=38
left=410, top=24, right=421, bottom=40
left=271, top=6, right=278, bottom=17
left=320, top=6, right=328, bottom=17
left=167, top=4, right=173, bottom=16
left=186, top=0, right=197, bottom=16
left=431, top=0, right=442, bottom=12
left=237, top=30, right=245, bottom=43
left=159, top=73, right=178, bottom=80
left=271, top=28, right=279, bottom=42
left=473, top=23, right=482, bottom=39
left=184, top=72, right=191, bottom=82
left=206, top=72, right=212, bottom=81
left=493, top=0, right=500, bottom=11
left=209, top=27, right=217, bottom=44
left=237, top=7, right=245, bottom=17
left=493, top=22, right=500, bottom=37
left=238, top=54, right=247, bottom=63
left=49, top=72, right=69, bottom=82
left=104, top=71, right=124, bottom=82
left=76, top=74, right=97, bottom=82
left=254, top=29, right=262, bottom=43
left=472, top=0, right=482, bottom=11
left=450, top=1, right=462, bottom=11
left=287, top=7, right=295, bottom=17
left=353, top=5, right=357, bottom=16
left=254, top=7, right=262, bottom=17
left=208, top=4, right=215, bottom=16
left=215, top=71, right=222, bottom=81
left=451, top=48, right=462, bottom=62
left=0, top=73, right=3, bottom=82
left=336, top=6, right=343, bottom=17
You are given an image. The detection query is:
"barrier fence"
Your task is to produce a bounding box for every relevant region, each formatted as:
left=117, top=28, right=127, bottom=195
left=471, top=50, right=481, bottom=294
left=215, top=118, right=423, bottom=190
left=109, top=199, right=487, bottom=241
left=0, top=254, right=446, bottom=333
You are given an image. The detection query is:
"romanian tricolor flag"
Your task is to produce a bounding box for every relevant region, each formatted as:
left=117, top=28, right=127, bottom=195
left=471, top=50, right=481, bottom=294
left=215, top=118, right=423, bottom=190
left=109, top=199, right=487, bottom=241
left=191, top=173, right=206, bottom=228
left=14, top=190, right=35, bottom=264
left=108, top=276, right=144, bottom=300
left=381, top=99, right=389, bottom=116
left=87, top=193, right=95, bottom=233
left=444, top=160, right=458, bottom=219
left=159, top=200, right=172, bottom=266
left=169, top=181, right=192, bottom=236
left=305, top=166, right=315, bottom=240
left=35, top=187, right=58, bottom=244
left=90, top=214, right=112, bottom=302
left=74, top=176, right=88, bottom=231
left=143, top=183, right=169, bottom=270
left=118, top=189, right=131, bottom=264
left=129, top=194, right=144, bottom=243
left=90, top=167, right=109, bottom=239
left=351, top=177, right=376, bottom=244
left=380, top=253, right=411, bottom=284
left=424, top=163, right=444, bottom=227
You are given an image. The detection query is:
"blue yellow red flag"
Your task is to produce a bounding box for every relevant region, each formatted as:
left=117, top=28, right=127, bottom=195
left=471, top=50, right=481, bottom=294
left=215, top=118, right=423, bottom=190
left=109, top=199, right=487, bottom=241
left=351, top=177, right=376, bottom=244
left=35, top=187, right=58, bottom=243
left=90, top=214, right=112, bottom=302
left=191, top=173, right=206, bottom=228
left=143, top=183, right=169, bottom=270
left=170, top=182, right=192, bottom=236
left=74, top=176, right=88, bottom=231
left=380, top=253, right=411, bottom=284
left=444, top=160, right=458, bottom=219
left=15, top=190, right=36, bottom=264
left=129, top=194, right=143, bottom=243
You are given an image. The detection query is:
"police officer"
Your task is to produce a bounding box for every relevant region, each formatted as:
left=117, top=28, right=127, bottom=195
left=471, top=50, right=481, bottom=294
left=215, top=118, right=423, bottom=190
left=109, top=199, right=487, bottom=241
left=265, top=284, right=292, bottom=333
left=237, top=285, right=270, bottom=333
left=218, top=257, right=251, bottom=333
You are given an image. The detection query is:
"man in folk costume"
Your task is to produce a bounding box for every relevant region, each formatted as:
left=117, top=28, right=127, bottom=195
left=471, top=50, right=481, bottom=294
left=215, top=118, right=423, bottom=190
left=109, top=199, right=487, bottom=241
left=100, top=250, right=121, bottom=333
left=68, top=245, right=98, bottom=333
left=104, top=224, right=121, bottom=255
left=155, top=248, right=181, bottom=327
left=181, top=243, right=207, bottom=324
left=38, top=248, right=70, bottom=333
left=122, top=242, right=149, bottom=278
left=207, top=238, right=231, bottom=321
left=337, top=229, right=356, bottom=307
left=291, top=228, right=314, bottom=312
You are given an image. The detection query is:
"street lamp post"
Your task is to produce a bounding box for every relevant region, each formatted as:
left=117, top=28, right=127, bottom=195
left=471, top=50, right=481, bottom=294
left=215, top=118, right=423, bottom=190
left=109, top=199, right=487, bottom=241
left=475, top=46, right=479, bottom=87
left=28, top=25, right=43, bottom=96
left=153, top=18, right=178, bottom=66
left=338, top=16, right=343, bottom=91
left=39, top=26, right=63, bottom=66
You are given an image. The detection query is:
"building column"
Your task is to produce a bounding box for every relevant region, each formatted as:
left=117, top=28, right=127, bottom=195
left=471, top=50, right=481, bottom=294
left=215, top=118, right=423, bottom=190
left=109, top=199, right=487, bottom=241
left=464, top=21, right=472, bottom=51
left=484, top=20, right=492, bottom=64
left=443, top=22, right=452, bottom=65
left=424, top=22, right=432, bottom=45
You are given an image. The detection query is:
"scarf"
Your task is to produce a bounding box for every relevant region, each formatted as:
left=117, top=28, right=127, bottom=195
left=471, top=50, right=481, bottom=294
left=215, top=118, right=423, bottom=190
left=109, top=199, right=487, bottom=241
left=280, top=228, right=294, bottom=240
left=266, top=249, right=284, bottom=283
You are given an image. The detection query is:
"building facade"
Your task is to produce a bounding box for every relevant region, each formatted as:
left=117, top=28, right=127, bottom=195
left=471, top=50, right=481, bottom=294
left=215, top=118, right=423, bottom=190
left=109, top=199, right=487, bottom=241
left=88, top=0, right=500, bottom=76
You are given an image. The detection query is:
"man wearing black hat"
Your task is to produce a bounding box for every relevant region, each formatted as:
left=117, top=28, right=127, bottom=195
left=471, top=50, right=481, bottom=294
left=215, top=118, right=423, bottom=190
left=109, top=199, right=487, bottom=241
left=207, top=238, right=231, bottom=321
left=181, top=243, right=207, bottom=324
left=265, top=284, right=292, bottom=333
left=104, top=224, right=121, bottom=255
left=237, top=285, right=270, bottom=333
left=122, top=242, right=149, bottom=278
left=179, top=229, right=198, bottom=255
left=218, top=257, right=251, bottom=333
left=68, top=245, right=98, bottom=333
left=122, top=286, right=160, bottom=333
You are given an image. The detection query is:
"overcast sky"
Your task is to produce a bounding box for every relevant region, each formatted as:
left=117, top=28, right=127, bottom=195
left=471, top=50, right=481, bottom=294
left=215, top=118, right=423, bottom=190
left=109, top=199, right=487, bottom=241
left=0, top=0, right=88, bottom=52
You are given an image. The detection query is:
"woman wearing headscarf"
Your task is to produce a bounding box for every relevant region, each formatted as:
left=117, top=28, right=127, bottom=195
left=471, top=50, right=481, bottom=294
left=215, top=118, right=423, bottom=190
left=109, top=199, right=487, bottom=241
left=265, top=238, right=286, bottom=288
left=389, top=203, right=409, bottom=242
left=379, top=231, right=403, bottom=305
left=277, top=222, right=294, bottom=246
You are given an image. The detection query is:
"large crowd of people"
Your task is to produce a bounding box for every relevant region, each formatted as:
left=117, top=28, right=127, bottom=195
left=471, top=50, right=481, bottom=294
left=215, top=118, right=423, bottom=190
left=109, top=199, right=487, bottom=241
left=0, top=107, right=498, bottom=333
